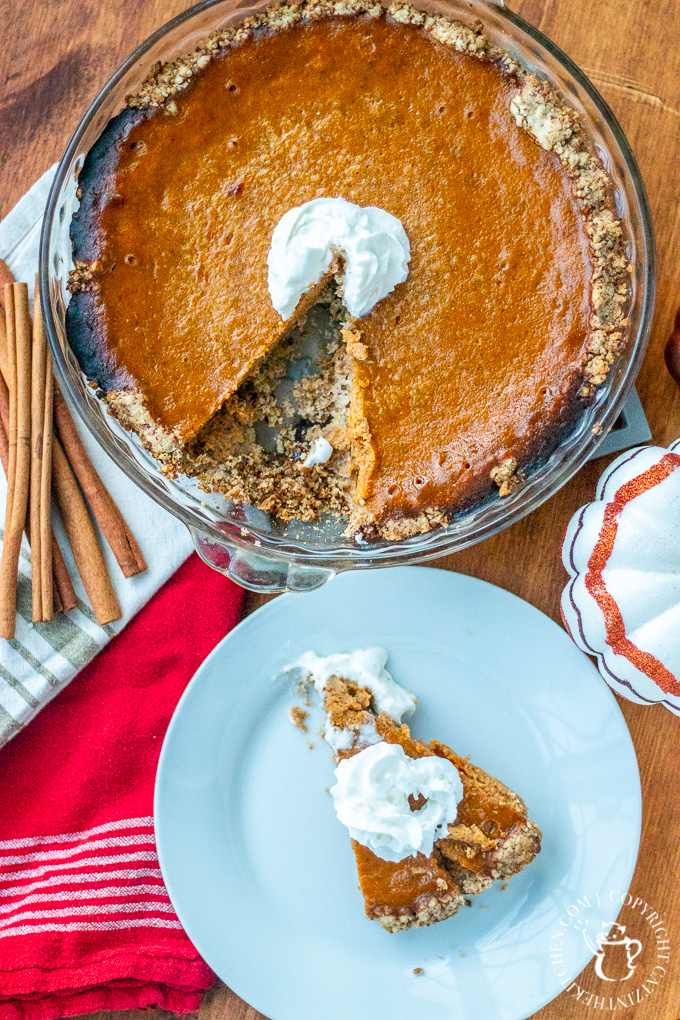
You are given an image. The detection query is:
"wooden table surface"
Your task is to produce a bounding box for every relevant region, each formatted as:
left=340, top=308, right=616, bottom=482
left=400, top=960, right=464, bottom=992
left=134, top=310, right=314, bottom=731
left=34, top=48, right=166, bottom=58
left=2, top=1, right=679, bottom=1018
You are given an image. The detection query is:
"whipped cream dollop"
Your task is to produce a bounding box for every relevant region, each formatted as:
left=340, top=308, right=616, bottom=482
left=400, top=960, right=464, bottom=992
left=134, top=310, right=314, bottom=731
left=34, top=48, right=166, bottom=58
left=301, top=436, right=333, bottom=469
left=267, top=198, right=410, bottom=320
left=330, top=742, right=463, bottom=863
left=323, top=718, right=381, bottom=755
left=293, top=647, right=416, bottom=722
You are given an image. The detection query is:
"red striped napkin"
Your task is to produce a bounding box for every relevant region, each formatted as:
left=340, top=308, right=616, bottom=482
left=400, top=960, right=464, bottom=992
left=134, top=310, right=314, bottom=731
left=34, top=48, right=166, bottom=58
left=0, top=554, right=243, bottom=1020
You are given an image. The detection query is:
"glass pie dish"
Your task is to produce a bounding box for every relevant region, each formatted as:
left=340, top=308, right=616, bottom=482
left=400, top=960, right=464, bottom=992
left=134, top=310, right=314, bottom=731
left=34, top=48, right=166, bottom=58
left=40, top=0, right=655, bottom=594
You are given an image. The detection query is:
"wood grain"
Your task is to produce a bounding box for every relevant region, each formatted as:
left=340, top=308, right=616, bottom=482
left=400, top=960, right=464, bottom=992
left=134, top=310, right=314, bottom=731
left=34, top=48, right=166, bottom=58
left=1, top=0, right=679, bottom=1017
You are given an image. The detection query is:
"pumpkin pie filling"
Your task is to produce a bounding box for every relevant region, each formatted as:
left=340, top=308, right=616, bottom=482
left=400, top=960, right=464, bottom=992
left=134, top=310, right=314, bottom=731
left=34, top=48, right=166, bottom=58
left=67, top=1, right=628, bottom=540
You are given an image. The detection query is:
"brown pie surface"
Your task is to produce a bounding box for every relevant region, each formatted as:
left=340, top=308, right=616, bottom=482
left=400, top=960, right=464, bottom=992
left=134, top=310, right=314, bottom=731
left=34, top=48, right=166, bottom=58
left=67, top=1, right=628, bottom=539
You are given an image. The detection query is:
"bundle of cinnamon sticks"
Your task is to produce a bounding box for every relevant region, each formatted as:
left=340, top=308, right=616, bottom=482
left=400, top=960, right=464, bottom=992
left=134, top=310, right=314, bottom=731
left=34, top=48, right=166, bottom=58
left=0, top=262, right=146, bottom=639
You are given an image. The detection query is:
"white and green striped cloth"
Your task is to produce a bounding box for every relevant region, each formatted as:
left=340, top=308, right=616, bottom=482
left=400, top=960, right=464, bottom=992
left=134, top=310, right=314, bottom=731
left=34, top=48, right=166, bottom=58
left=0, top=167, right=194, bottom=747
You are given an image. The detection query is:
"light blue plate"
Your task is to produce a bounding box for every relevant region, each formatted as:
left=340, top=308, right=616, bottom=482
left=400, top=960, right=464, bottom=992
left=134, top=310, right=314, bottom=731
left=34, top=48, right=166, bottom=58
left=155, top=566, right=641, bottom=1020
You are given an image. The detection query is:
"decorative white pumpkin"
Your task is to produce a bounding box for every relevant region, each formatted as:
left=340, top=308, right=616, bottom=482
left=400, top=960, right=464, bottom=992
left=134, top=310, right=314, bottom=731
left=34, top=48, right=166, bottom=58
left=562, top=439, right=680, bottom=715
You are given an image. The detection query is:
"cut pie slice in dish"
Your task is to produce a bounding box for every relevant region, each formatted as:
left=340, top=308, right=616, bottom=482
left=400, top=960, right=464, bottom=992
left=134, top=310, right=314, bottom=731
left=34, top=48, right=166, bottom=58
left=296, top=650, right=541, bottom=932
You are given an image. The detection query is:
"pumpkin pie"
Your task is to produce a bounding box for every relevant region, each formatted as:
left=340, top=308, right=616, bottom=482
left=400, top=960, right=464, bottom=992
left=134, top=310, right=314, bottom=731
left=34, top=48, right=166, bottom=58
left=298, top=659, right=541, bottom=931
left=67, top=0, right=629, bottom=540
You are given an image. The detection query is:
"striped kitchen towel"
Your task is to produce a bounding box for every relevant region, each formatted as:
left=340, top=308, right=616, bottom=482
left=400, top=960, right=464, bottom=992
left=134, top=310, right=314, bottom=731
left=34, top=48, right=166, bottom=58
left=0, top=553, right=243, bottom=1019
left=0, top=167, right=194, bottom=748
left=0, top=817, right=169, bottom=940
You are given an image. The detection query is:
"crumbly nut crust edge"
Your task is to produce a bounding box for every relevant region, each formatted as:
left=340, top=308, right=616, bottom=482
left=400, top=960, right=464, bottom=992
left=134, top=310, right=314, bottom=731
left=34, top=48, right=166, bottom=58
left=376, top=887, right=465, bottom=932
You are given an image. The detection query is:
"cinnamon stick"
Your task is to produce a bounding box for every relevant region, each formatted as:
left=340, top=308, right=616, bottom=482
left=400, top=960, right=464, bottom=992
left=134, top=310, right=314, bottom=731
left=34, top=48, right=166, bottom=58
left=30, top=284, right=52, bottom=622
left=0, top=377, right=7, bottom=439
left=51, top=538, right=77, bottom=613
left=0, top=301, right=7, bottom=377
left=0, top=284, right=32, bottom=638
left=0, top=266, right=130, bottom=628
left=53, top=389, right=146, bottom=577
left=40, top=347, right=55, bottom=618
left=0, top=260, right=13, bottom=313
left=0, top=293, right=76, bottom=618
left=51, top=437, right=121, bottom=626
left=0, top=414, right=7, bottom=465
left=0, top=363, right=75, bottom=615
left=0, top=267, right=77, bottom=616
left=4, top=286, right=17, bottom=532
left=30, top=289, right=46, bottom=620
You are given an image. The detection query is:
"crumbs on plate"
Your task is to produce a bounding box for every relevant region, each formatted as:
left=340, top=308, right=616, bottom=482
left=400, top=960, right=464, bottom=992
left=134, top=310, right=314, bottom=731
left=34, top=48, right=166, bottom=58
left=289, top=706, right=309, bottom=731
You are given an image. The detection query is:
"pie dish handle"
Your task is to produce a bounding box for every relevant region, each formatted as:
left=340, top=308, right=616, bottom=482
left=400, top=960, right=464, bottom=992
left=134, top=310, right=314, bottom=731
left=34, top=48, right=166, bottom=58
left=190, top=529, right=337, bottom=593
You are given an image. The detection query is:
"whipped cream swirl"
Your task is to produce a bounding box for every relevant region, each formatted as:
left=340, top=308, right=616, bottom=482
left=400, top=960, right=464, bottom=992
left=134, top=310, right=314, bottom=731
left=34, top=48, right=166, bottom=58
left=293, top=647, right=416, bottom=722
left=267, top=198, right=410, bottom=320
left=330, top=742, right=463, bottom=863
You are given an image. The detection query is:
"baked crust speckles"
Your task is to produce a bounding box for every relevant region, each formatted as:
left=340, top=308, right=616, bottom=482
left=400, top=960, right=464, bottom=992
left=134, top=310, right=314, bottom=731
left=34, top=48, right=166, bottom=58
left=376, top=887, right=465, bottom=932
left=491, top=456, right=520, bottom=498
left=67, top=259, right=101, bottom=294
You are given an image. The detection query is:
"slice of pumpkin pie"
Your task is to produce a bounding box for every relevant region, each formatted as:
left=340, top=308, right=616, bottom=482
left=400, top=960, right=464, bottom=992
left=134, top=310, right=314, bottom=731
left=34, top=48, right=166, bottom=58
left=294, top=648, right=541, bottom=932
